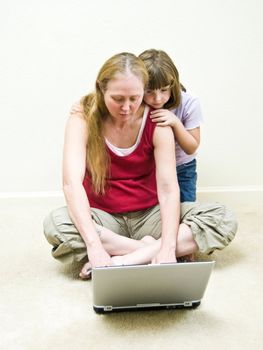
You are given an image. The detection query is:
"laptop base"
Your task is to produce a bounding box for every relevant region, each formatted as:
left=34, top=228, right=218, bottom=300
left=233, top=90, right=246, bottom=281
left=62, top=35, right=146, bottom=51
left=92, top=261, right=214, bottom=314
left=94, top=301, right=201, bottom=314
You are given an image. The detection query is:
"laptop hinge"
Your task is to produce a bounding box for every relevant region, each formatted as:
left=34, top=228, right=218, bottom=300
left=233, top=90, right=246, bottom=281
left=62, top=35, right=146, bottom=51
left=183, top=301, right=193, bottom=307
left=103, top=306, right=113, bottom=311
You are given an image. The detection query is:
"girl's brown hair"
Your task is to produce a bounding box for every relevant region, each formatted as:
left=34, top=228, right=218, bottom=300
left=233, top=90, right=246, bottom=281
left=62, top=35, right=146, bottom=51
left=81, top=52, right=148, bottom=194
left=139, top=49, right=186, bottom=109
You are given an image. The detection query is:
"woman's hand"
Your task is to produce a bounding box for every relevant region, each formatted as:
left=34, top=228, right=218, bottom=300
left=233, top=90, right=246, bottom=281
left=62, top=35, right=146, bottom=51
left=79, top=245, right=112, bottom=279
left=87, top=244, right=112, bottom=268
left=151, top=246, right=177, bottom=264
left=150, top=109, right=178, bottom=127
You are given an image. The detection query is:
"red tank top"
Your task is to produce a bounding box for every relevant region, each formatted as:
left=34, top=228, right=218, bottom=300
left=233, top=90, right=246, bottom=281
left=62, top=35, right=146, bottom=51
left=83, top=108, right=158, bottom=213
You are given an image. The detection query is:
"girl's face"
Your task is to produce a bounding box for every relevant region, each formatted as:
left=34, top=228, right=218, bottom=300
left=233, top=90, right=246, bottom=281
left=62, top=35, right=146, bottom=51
left=144, top=85, right=171, bottom=109
left=103, top=73, right=144, bottom=122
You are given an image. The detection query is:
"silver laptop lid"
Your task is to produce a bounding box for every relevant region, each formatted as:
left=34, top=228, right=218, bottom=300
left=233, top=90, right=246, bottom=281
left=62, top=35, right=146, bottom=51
left=92, top=261, right=215, bottom=312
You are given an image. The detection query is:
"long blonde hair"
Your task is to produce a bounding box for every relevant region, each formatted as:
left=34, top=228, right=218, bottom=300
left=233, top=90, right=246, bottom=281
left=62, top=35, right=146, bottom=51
left=82, top=52, right=148, bottom=195
left=139, top=49, right=185, bottom=109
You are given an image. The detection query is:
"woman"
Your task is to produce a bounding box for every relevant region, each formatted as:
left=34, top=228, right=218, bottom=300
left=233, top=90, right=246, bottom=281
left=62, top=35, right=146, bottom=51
left=44, top=52, right=237, bottom=279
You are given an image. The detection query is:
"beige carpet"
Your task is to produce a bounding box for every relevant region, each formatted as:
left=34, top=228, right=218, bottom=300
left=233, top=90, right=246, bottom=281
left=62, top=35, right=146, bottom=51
left=1, top=196, right=262, bottom=350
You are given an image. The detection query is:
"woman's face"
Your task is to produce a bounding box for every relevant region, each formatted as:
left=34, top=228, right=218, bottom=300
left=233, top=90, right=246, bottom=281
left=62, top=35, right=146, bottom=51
left=103, top=73, right=144, bottom=121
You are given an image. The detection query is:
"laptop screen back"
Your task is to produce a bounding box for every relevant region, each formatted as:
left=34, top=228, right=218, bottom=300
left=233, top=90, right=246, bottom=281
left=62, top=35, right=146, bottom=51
left=92, top=261, right=215, bottom=313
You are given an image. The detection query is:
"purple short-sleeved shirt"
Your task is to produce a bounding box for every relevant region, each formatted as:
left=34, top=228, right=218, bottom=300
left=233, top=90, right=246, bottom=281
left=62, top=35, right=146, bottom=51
left=172, top=91, right=203, bottom=166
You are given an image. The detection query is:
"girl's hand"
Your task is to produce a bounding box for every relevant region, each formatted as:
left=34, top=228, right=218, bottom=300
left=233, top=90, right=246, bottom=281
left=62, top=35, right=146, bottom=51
left=150, top=109, right=178, bottom=127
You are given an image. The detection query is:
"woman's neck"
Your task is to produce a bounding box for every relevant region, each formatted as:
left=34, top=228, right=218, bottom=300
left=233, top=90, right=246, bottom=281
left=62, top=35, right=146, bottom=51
left=104, top=104, right=146, bottom=148
left=107, top=104, right=145, bottom=129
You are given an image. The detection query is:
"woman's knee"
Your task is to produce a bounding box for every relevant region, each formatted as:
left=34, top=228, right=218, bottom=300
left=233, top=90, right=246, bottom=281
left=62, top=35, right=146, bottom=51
left=181, top=202, right=238, bottom=254
left=43, top=207, right=86, bottom=263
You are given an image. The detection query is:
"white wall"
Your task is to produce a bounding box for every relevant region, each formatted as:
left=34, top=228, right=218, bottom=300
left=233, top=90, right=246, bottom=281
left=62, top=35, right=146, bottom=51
left=1, top=0, right=263, bottom=194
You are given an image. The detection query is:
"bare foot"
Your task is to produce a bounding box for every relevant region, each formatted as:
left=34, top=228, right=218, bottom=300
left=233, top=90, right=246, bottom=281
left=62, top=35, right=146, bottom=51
left=111, top=255, right=125, bottom=266
left=141, top=235, right=156, bottom=244
left=178, top=254, right=195, bottom=263
left=111, top=236, right=157, bottom=266
left=79, top=261, right=92, bottom=280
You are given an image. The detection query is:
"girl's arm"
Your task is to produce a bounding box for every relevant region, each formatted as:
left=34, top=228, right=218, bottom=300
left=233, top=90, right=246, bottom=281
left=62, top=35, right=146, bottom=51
left=152, top=125, right=181, bottom=263
left=63, top=115, right=112, bottom=267
left=171, top=118, right=200, bottom=154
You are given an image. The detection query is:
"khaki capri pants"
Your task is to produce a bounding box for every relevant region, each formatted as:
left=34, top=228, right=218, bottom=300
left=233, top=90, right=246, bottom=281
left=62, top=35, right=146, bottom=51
left=43, top=202, right=238, bottom=264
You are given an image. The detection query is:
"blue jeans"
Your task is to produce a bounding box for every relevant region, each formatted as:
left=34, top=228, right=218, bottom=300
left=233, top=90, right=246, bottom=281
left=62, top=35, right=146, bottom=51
left=176, top=159, right=197, bottom=202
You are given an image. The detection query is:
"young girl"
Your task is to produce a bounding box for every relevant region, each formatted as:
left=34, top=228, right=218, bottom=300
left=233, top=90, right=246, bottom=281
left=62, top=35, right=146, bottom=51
left=139, top=49, right=203, bottom=202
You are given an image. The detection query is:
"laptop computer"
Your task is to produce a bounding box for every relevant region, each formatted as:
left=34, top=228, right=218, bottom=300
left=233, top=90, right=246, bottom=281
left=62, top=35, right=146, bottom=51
left=92, top=261, right=215, bottom=313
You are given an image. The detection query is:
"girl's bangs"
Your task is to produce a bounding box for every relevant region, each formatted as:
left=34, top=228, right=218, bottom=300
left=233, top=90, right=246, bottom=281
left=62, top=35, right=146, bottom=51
left=148, top=70, right=173, bottom=90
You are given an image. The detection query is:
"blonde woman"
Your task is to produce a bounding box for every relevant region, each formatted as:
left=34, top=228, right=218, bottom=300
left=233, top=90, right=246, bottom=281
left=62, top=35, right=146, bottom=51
left=43, top=52, right=237, bottom=279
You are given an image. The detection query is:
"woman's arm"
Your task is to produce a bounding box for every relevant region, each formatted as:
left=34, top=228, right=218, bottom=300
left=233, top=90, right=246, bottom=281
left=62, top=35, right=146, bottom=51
left=150, top=109, right=200, bottom=154
left=152, top=125, right=181, bottom=263
left=63, top=115, right=111, bottom=267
